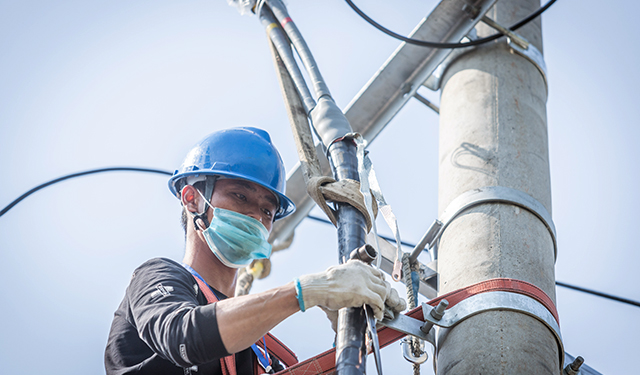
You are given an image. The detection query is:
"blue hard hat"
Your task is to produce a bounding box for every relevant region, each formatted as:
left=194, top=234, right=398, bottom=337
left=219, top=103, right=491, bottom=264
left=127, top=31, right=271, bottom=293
left=169, top=127, right=295, bottom=220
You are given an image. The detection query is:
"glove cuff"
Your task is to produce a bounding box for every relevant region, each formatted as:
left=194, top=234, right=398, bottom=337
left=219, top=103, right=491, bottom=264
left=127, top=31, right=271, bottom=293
left=293, top=278, right=306, bottom=312
left=297, top=273, right=327, bottom=309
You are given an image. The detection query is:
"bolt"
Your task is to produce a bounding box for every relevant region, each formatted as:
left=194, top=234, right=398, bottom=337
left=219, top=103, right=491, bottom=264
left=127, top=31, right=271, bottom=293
left=430, top=299, right=449, bottom=320
left=462, top=3, right=480, bottom=19
left=570, top=356, right=584, bottom=371
left=420, top=299, right=449, bottom=334
left=563, top=356, right=584, bottom=375
left=400, top=82, right=413, bottom=97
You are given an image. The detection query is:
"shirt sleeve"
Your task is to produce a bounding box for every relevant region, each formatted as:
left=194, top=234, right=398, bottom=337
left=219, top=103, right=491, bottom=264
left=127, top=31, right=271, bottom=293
left=124, top=258, right=230, bottom=368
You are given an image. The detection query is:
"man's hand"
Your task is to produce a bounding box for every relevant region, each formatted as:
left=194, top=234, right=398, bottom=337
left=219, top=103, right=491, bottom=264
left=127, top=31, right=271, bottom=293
left=320, top=282, right=406, bottom=332
left=298, top=260, right=406, bottom=321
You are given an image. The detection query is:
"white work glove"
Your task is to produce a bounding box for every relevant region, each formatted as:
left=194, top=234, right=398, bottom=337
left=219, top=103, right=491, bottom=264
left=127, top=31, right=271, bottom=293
left=384, top=287, right=407, bottom=317
left=320, top=286, right=406, bottom=332
left=298, top=260, right=405, bottom=321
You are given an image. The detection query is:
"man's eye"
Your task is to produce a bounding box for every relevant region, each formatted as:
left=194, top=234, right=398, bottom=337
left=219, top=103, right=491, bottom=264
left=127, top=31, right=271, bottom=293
left=234, top=193, right=246, bottom=201
left=262, top=208, right=273, bottom=218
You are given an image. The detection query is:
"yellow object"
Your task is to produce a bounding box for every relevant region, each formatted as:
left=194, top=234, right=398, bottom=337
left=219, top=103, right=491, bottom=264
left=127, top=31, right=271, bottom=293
left=266, top=23, right=278, bottom=33
left=248, top=261, right=264, bottom=278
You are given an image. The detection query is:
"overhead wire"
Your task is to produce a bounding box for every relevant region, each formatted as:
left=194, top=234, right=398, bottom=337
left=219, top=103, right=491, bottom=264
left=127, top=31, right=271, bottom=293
left=556, top=281, right=640, bottom=308
left=0, top=167, right=173, bottom=218
left=2, top=167, right=639, bottom=310
left=344, top=0, right=557, bottom=49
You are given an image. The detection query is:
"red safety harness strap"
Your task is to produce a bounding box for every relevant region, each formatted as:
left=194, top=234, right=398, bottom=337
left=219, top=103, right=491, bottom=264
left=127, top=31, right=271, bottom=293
left=274, top=348, right=336, bottom=375
left=193, top=276, right=298, bottom=374
left=194, top=277, right=238, bottom=375
left=274, top=277, right=558, bottom=375
left=257, top=333, right=299, bottom=367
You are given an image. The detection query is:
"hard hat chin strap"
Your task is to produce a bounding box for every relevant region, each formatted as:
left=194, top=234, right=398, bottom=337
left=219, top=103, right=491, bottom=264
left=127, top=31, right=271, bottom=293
left=192, top=176, right=217, bottom=231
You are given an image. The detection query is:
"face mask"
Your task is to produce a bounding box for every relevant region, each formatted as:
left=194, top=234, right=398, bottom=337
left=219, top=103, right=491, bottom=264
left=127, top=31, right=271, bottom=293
left=201, top=207, right=272, bottom=268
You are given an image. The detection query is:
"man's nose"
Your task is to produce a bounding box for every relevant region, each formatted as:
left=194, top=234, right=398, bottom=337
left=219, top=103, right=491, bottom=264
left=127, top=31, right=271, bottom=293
left=244, top=209, right=263, bottom=223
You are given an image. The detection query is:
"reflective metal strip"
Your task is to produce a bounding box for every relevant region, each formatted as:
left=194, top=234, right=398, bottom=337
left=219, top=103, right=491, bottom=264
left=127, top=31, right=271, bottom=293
left=508, top=38, right=548, bottom=94
left=425, top=291, right=564, bottom=370
left=430, top=186, right=557, bottom=259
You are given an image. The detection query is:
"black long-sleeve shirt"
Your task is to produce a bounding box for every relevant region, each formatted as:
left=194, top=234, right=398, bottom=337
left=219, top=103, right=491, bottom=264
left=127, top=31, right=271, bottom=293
left=105, top=257, right=266, bottom=375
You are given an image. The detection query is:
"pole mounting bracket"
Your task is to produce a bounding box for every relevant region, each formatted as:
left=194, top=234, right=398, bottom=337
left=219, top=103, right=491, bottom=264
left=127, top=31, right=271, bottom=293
left=379, top=290, right=564, bottom=371
left=423, top=23, right=548, bottom=94
left=412, top=186, right=557, bottom=261
left=423, top=291, right=565, bottom=371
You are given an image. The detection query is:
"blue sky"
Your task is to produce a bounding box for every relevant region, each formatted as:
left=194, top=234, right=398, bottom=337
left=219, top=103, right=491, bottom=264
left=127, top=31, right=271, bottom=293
left=1, top=1, right=638, bottom=374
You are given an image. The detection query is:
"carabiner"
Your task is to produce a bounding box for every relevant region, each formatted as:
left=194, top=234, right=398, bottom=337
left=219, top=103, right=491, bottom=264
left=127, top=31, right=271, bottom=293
left=401, top=338, right=428, bottom=364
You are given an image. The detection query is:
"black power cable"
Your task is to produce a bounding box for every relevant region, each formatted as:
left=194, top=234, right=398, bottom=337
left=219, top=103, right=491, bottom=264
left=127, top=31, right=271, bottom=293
left=556, top=281, right=640, bottom=308
left=308, top=214, right=640, bottom=309
left=344, top=0, right=557, bottom=49
left=0, top=167, right=173, bottom=218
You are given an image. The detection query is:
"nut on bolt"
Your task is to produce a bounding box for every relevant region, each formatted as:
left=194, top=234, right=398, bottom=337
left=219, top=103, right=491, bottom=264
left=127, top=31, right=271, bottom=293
left=349, top=244, right=377, bottom=264
left=420, top=299, right=449, bottom=334
left=431, top=299, right=449, bottom=320
left=563, top=356, right=584, bottom=375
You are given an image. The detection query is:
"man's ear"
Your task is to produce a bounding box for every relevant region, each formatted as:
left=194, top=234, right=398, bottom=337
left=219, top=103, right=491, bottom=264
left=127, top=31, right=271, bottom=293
left=180, top=185, right=202, bottom=214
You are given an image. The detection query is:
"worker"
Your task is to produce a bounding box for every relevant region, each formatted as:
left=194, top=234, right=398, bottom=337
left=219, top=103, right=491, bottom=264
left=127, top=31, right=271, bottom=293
left=104, top=127, right=405, bottom=375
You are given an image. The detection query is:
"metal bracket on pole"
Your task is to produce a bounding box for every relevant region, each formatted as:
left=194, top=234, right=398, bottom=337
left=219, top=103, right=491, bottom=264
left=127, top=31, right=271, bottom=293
left=423, top=22, right=548, bottom=94
left=479, top=15, right=549, bottom=92
left=378, top=313, right=434, bottom=343
left=480, top=15, right=529, bottom=49
left=379, top=291, right=564, bottom=372
left=423, top=29, right=478, bottom=92
left=424, top=186, right=557, bottom=260
left=425, top=291, right=564, bottom=371
left=507, top=37, right=548, bottom=93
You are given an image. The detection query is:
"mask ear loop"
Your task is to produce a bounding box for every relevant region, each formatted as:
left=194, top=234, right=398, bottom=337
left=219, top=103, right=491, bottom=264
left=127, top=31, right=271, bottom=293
left=192, top=176, right=217, bottom=231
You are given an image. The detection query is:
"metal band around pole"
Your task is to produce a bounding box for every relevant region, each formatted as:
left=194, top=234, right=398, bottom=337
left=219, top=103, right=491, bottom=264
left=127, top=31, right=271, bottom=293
left=428, top=291, right=564, bottom=370
left=424, top=186, right=557, bottom=260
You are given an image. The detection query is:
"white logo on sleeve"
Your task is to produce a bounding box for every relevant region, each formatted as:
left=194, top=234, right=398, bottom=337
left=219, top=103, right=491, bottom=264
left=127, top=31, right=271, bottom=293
left=150, top=283, right=174, bottom=298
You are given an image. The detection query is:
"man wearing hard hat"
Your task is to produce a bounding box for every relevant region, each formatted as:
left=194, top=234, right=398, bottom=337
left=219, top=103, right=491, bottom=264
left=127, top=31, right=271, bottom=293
left=105, top=127, right=405, bottom=374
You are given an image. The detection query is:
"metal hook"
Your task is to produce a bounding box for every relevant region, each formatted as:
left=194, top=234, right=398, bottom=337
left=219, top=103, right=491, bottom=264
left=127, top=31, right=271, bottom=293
left=401, top=338, right=428, bottom=364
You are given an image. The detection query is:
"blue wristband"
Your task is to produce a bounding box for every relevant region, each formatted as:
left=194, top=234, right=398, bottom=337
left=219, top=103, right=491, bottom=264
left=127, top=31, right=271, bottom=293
left=293, top=278, right=306, bottom=312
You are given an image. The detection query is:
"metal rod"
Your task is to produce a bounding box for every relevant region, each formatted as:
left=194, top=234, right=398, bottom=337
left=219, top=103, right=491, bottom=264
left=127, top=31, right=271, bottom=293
left=413, top=93, right=440, bottom=114
left=480, top=15, right=529, bottom=49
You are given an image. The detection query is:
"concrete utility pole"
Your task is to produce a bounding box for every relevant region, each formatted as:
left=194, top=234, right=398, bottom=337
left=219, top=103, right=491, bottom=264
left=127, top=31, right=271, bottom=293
left=436, top=0, right=558, bottom=373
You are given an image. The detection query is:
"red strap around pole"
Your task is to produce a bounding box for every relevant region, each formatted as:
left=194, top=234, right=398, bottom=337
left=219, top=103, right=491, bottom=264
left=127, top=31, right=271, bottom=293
left=428, top=278, right=559, bottom=323
left=274, top=277, right=559, bottom=375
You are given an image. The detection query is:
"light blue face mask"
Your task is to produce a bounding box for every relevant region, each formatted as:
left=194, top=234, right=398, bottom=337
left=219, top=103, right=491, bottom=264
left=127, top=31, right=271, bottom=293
left=201, top=207, right=272, bottom=268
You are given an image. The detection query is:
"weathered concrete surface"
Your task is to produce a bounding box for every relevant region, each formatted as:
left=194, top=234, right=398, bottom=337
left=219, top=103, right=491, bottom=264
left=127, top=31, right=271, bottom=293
left=436, top=0, right=559, bottom=373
